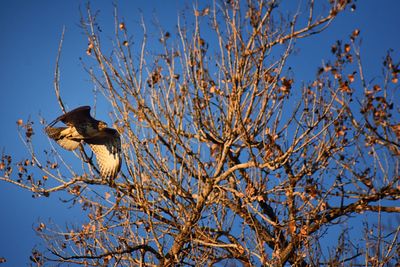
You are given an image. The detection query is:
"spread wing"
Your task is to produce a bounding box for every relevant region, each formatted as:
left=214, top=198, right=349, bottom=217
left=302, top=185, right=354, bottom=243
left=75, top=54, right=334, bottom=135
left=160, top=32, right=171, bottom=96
left=45, top=126, right=81, bottom=150
left=46, top=106, right=121, bottom=178
left=87, top=129, right=121, bottom=178
left=48, top=106, right=94, bottom=127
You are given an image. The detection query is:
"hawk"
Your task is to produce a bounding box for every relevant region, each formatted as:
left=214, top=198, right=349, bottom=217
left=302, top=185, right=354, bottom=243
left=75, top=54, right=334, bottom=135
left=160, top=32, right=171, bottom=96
left=45, top=106, right=121, bottom=179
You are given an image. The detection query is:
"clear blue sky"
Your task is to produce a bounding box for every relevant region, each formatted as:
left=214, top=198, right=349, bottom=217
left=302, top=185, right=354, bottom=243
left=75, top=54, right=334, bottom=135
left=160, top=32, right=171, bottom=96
left=0, top=1, right=399, bottom=266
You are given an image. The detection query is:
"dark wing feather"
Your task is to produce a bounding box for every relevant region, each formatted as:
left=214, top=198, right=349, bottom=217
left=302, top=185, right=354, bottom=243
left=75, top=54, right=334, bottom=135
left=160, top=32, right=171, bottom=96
left=45, top=126, right=81, bottom=150
left=86, top=129, right=121, bottom=178
left=48, top=106, right=93, bottom=127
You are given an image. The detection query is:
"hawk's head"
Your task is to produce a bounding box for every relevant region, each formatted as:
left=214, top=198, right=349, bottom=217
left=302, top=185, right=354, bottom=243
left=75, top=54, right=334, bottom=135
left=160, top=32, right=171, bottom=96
left=98, top=121, right=108, bottom=130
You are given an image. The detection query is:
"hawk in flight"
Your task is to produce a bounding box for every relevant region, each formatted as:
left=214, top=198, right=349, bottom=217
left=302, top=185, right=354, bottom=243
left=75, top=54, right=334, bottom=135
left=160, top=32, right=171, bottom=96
left=45, top=106, right=121, bottom=179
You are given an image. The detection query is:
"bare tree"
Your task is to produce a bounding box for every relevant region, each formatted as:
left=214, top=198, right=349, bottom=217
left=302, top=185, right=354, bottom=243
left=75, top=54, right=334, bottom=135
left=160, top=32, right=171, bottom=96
left=1, top=1, right=399, bottom=266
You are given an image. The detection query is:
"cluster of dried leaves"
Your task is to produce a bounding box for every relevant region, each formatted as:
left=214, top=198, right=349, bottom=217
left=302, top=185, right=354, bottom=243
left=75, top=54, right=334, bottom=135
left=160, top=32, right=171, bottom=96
left=1, top=0, right=399, bottom=266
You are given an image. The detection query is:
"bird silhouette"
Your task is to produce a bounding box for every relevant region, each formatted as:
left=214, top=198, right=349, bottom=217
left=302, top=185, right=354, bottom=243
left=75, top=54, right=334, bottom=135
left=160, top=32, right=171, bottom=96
left=45, top=106, right=121, bottom=179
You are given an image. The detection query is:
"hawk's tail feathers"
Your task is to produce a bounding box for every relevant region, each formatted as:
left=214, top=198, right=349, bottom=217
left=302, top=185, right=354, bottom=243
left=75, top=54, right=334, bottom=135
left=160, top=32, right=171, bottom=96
left=45, top=126, right=65, bottom=139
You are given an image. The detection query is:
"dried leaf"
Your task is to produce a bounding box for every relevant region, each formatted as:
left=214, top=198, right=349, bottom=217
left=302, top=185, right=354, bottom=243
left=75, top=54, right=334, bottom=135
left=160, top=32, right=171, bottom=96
left=340, top=84, right=351, bottom=93
left=195, top=7, right=210, bottom=16
left=103, top=255, right=112, bottom=264
left=391, top=124, right=400, bottom=138
left=344, top=44, right=351, bottom=53
left=373, top=85, right=381, bottom=91
left=70, top=185, right=81, bottom=195
left=352, top=29, right=360, bottom=38
left=348, top=74, right=355, bottom=83
left=50, top=162, right=58, bottom=169
left=25, top=124, right=34, bottom=138
left=280, top=78, right=293, bottom=93
left=36, top=222, right=46, bottom=232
